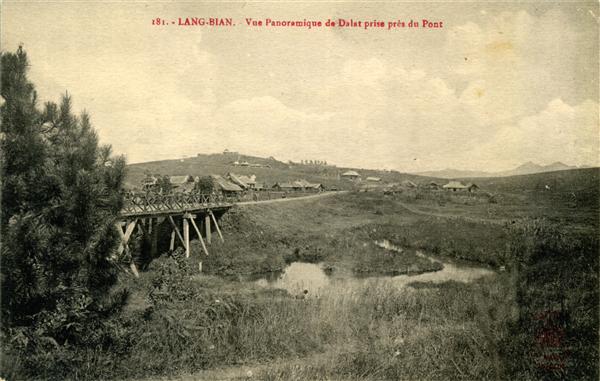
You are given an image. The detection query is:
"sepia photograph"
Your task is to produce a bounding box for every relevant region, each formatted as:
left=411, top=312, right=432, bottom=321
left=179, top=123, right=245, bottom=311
left=1, top=1, right=598, bottom=380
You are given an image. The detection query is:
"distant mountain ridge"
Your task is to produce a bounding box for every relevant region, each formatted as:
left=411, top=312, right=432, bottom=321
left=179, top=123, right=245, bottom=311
left=416, top=162, right=585, bottom=179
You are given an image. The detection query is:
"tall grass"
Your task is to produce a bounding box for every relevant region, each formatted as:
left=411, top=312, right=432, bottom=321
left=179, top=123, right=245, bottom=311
left=3, top=192, right=596, bottom=380
left=112, top=251, right=513, bottom=381
left=501, top=219, right=599, bottom=380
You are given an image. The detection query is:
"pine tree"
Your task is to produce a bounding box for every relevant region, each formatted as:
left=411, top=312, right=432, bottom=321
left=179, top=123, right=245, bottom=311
left=1, top=47, right=127, bottom=351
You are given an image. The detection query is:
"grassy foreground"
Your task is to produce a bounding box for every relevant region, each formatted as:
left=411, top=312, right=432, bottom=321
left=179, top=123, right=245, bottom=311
left=2, top=190, right=597, bottom=380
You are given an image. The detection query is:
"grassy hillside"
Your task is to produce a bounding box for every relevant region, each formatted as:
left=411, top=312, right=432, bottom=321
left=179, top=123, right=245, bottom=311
left=461, top=167, right=599, bottom=209
left=125, top=152, right=434, bottom=190
left=126, top=153, right=598, bottom=201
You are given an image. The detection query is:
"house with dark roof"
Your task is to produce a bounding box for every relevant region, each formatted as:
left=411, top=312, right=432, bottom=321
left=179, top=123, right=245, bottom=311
left=226, top=173, right=250, bottom=189
left=425, top=181, right=441, bottom=190
left=210, top=175, right=243, bottom=195
left=307, top=183, right=325, bottom=191
left=271, top=182, right=304, bottom=191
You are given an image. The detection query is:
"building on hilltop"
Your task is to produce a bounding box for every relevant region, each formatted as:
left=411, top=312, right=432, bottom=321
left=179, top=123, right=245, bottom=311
left=341, top=170, right=361, bottom=181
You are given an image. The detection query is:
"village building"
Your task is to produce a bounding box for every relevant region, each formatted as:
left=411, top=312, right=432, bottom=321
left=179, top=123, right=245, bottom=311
left=401, top=180, right=417, bottom=188
left=292, top=181, right=307, bottom=190
left=295, top=179, right=310, bottom=187
left=210, top=175, right=243, bottom=195
left=443, top=181, right=468, bottom=191
left=425, top=181, right=441, bottom=190
left=341, top=170, right=361, bottom=181
left=466, top=183, right=479, bottom=193
left=383, top=183, right=401, bottom=195
left=272, top=182, right=296, bottom=191
left=141, top=175, right=158, bottom=190
left=294, top=179, right=325, bottom=191
left=169, top=175, right=195, bottom=191
left=360, top=183, right=381, bottom=192
left=307, top=183, right=325, bottom=191
left=366, top=177, right=382, bottom=182
left=238, top=175, right=257, bottom=189
left=226, top=173, right=257, bottom=190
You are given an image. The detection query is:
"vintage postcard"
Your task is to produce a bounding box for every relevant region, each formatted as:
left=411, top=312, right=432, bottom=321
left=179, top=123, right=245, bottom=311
left=1, top=1, right=598, bottom=380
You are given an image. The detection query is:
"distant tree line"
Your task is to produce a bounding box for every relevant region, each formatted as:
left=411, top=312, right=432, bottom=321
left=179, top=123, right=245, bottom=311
left=300, top=159, right=328, bottom=166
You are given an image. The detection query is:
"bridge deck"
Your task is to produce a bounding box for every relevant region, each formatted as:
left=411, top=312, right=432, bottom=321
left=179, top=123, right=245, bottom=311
left=120, top=204, right=233, bottom=218
left=120, top=192, right=235, bottom=218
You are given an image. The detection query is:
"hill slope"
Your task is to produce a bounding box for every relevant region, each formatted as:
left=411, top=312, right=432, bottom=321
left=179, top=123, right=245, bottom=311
left=125, top=153, right=432, bottom=190
left=125, top=153, right=598, bottom=209
left=462, top=167, right=599, bottom=210
left=417, top=161, right=582, bottom=179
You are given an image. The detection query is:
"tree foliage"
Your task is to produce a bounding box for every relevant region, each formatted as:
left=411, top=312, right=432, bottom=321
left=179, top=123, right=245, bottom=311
left=156, top=175, right=172, bottom=194
left=0, top=46, right=128, bottom=368
left=194, top=176, right=215, bottom=194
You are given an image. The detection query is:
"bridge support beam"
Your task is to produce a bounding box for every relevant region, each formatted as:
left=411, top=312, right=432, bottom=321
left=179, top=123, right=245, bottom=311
left=116, top=219, right=139, bottom=278
left=205, top=214, right=212, bottom=244
left=209, top=210, right=224, bottom=243
left=189, top=215, right=209, bottom=257
left=168, top=216, right=186, bottom=249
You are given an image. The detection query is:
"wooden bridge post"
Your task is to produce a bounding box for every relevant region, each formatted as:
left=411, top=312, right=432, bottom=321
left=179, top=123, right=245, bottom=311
left=169, top=231, right=175, bottom=251
left=183, top=217, right=190, bottom=258
left=150, top=218, right=158, bottom=258
left=205, top=214, right=212, bottom=244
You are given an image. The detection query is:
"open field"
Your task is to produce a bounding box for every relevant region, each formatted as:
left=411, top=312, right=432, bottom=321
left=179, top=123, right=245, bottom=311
left=2, top=172, right=598, bottom=380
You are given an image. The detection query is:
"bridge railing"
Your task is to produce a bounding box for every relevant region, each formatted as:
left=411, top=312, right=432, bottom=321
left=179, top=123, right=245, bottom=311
left=121, top=192, right=236, bottom=214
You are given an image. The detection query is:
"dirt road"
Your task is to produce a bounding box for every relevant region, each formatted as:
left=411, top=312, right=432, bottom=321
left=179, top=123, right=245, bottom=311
left=236, top=191, right=348, bottom=206
left=395, top=200, right=508, bottom=225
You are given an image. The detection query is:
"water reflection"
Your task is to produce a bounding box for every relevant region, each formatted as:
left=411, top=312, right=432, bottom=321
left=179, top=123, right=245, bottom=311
left=256, top=262, right=331, bottom=297
left=254, top=240, right=496, bottom=296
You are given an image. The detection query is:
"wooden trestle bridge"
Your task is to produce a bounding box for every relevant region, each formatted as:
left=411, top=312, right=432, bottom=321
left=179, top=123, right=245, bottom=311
left=117, top=192, right=237, bottom=276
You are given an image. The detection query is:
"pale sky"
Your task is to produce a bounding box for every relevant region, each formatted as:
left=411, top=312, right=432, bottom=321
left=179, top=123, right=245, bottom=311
left=2, top=1, right=599, bottom=172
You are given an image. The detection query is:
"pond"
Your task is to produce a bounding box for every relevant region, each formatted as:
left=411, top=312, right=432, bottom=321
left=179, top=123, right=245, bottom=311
left=253, top=240, right=496, bottom=297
